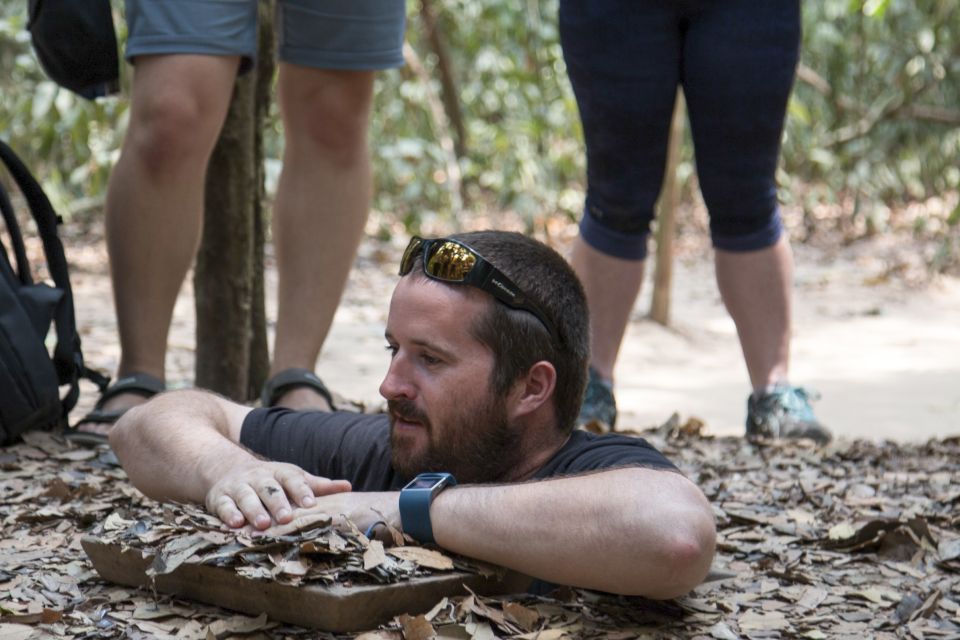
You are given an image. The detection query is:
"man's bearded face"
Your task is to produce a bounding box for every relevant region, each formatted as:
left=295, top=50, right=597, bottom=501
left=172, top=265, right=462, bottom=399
left=380, top=277, right=524, bottom=484
left=388, top=384, right=522, bottom=484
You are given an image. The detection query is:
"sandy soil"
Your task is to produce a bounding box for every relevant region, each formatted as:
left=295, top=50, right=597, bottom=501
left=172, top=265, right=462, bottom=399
left=66, top=219, right=960, bottom=444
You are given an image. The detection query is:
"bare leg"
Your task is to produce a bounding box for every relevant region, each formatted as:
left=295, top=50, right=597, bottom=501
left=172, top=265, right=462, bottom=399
left=77, top=55, right=238, bottom=434
left=570, top=236, right=646, bottom=382
left=715, top=236, right=793, bottom=392
left=270, top=65, right=376, bottom=410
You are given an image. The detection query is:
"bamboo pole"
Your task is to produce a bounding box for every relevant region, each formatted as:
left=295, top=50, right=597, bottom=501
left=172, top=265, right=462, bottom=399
left=649, top=90, right=686, bottom=325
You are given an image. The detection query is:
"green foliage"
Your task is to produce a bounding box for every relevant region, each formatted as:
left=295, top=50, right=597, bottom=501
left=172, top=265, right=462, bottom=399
left=0, top=3, right=129, bottom=215
left=784, top=0, right=959, bottom=216
left=371, top=0, right=583, bottom=231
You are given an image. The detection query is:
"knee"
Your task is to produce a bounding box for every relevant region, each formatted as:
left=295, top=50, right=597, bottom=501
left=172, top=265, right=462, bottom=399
left=707, top=195, right=784, bottom=252
left=125, top=92, right=223, bottom=174
left=579, top=195, right=653, bottom=261
left=282, top=72, right=374, bottom=166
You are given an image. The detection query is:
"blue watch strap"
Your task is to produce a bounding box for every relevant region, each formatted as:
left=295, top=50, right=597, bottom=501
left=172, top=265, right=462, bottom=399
left=399, top=472, right=457, bottom=544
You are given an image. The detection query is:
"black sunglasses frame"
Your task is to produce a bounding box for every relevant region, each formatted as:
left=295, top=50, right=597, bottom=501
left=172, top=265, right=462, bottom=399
left=399, top=236, right=562, bottom=346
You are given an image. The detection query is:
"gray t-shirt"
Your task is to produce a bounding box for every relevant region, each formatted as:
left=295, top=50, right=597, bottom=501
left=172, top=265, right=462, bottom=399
left=240, top=408, right=678, bottom=488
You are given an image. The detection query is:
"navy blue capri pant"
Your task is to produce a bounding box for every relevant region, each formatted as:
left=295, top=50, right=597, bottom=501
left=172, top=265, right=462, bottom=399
left=560, top=0, right=801, bottom=261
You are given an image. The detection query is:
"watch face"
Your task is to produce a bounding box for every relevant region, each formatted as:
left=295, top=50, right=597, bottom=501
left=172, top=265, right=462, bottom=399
left=404, top=473, right=455, bottom=492
left=409, top=477, right=441, bottom=489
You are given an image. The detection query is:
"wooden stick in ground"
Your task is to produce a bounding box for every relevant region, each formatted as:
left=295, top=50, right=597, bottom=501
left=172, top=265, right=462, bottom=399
left=650, top=89, right=686, bottom=326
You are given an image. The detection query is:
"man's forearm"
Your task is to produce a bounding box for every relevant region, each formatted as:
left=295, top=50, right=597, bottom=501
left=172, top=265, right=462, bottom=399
left=110, top=390, right=254, bottom=505
left=428, top=467, right=716, bottom=598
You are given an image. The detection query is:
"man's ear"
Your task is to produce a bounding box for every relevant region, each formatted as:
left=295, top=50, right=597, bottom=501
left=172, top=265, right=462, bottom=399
left=509, top=360, right=557, bottom=419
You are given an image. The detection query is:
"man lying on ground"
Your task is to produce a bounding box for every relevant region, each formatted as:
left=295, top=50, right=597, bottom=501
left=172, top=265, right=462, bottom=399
left=111, top=231, right=715, bottom=599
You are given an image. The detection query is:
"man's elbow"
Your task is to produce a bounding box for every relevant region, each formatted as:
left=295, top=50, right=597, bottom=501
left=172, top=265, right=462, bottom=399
left=616, top=474, right=717, bottom=599
left=650, top=511, right=716, bottom=599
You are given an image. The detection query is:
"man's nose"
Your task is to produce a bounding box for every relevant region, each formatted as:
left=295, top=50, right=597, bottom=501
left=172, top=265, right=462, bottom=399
left=379, top=354, right=414, bottom=400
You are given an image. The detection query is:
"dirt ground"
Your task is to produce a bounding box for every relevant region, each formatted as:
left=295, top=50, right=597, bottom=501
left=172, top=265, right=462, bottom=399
left=3, top=422, right=959, bottom=639
left=66, top=212, right=960, bottom=443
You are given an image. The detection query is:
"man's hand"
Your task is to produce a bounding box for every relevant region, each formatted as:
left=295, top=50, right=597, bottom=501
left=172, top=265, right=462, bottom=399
left=255, top=492, right=401, bottom=539
left=205, top=461, right=352, bottom=530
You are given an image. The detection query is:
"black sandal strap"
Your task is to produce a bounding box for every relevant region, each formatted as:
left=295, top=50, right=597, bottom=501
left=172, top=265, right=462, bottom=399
left=260, top=368, right=335, bottom=409
left=66, top=372, right=167, bottom=445
left=93, top=372, right=166, bottom=410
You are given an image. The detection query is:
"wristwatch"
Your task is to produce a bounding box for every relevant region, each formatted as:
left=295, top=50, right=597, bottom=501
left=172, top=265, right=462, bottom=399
left=399, top=472, right=457, bottom=544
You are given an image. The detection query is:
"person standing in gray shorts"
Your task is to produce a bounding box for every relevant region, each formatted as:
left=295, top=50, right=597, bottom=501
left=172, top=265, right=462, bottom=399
left=72, top=0, right=406, bottom=442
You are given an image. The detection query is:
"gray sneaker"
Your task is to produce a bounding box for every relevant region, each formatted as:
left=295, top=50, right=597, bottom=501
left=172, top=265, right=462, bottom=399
left=746, top=385, right=832, bottom=444
left=577, top=367, right=617, bottom=431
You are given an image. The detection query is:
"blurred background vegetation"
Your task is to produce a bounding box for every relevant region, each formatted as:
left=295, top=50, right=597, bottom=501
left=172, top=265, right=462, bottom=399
left=1, top=0, right=958, bottom=267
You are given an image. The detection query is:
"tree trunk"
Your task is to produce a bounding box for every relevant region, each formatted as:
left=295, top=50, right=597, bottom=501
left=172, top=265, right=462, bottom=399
left=649, top=90, right=686, bottom=326
left=195, top=3, right=274, bottom=401
left=247, top=1, right=275, bottom=401
left=403, top=42, right=464, bottom=220
left=418, top=0, right=466, bottom=160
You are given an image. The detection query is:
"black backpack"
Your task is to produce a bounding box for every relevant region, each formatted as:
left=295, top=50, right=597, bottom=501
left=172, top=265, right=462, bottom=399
left=27, top=0, right=120, bottom=100
left=0, top=140, right=108, bottom=445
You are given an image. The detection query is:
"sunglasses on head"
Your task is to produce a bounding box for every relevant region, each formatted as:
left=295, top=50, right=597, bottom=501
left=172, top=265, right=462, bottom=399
left=399, top=236, right=562, bottom=346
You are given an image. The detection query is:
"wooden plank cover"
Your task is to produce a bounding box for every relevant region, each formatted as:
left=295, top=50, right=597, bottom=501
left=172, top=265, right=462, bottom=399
left=82, top=537, right=527, bottom=632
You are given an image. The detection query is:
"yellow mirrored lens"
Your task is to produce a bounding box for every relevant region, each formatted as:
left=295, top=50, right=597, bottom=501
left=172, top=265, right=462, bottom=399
left=399, top=237, right=424, bottom=275
left=426, top=241, right=477, bottom=281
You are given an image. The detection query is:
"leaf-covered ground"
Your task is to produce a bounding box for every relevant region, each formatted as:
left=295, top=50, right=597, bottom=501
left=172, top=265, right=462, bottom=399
left=2, top=424, right=958, bottom=640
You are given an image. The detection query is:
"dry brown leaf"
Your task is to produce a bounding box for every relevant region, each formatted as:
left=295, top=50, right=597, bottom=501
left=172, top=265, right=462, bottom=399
left=908, top=589, right=942, bottom=622
left=738, top=609, right=790, bottom=632
left=796, top=587, right=829, bottom=610
left=424, top=597, right=450, bottom=622
left=276, top=558, right=310, bottom=577
left=0, top=624, right=35, bottom=640
left=515, top=628, right=571, bottom=640
left=399, top=613, right=436, bottom=640
left=503, top=601, right=540, bottom=632
left=147, top=533, right=214, bottom=576
left=52, top=449, right=98, bottom=462
left=207, top=612, right=270, bottom=636
left=846, top=587, right=894, bottom=605
left=463, top=620, right=496, bottom=640
left=131, top=604, right=184, bottom=620
left=371, top=508, right=407, bottom=547
left=364, top=539, right=388, bottom=570
left=708, top=622, right=739, bottom=640
left=129, top=618, right=176, bottom=635
left=388, top=546, right=455, bottom=571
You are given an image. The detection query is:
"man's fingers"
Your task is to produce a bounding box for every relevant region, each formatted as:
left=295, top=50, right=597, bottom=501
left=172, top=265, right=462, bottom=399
left=211, top=494, right=246, bottom=529
left=234, top=485, right=273, bottom=530
left=306, top=476, right=352, bottom=499
left=276, top=468, right=351, bottom=507
left=205, top=464, right=351, bottom=530
left=253, top=480, right=294, bottom=525
left=273, top=468, right=319, bottom=508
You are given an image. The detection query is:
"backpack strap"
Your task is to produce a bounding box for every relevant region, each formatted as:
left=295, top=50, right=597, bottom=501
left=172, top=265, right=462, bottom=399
left=0, top=140, right=107, bottom=412
left=0, top=174, right=32, bottom=286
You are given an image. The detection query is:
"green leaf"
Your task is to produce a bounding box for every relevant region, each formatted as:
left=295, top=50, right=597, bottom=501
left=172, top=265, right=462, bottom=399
left=863, top=0, right=890, bottom=18
left=948, top=203, right=960, bottom=227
